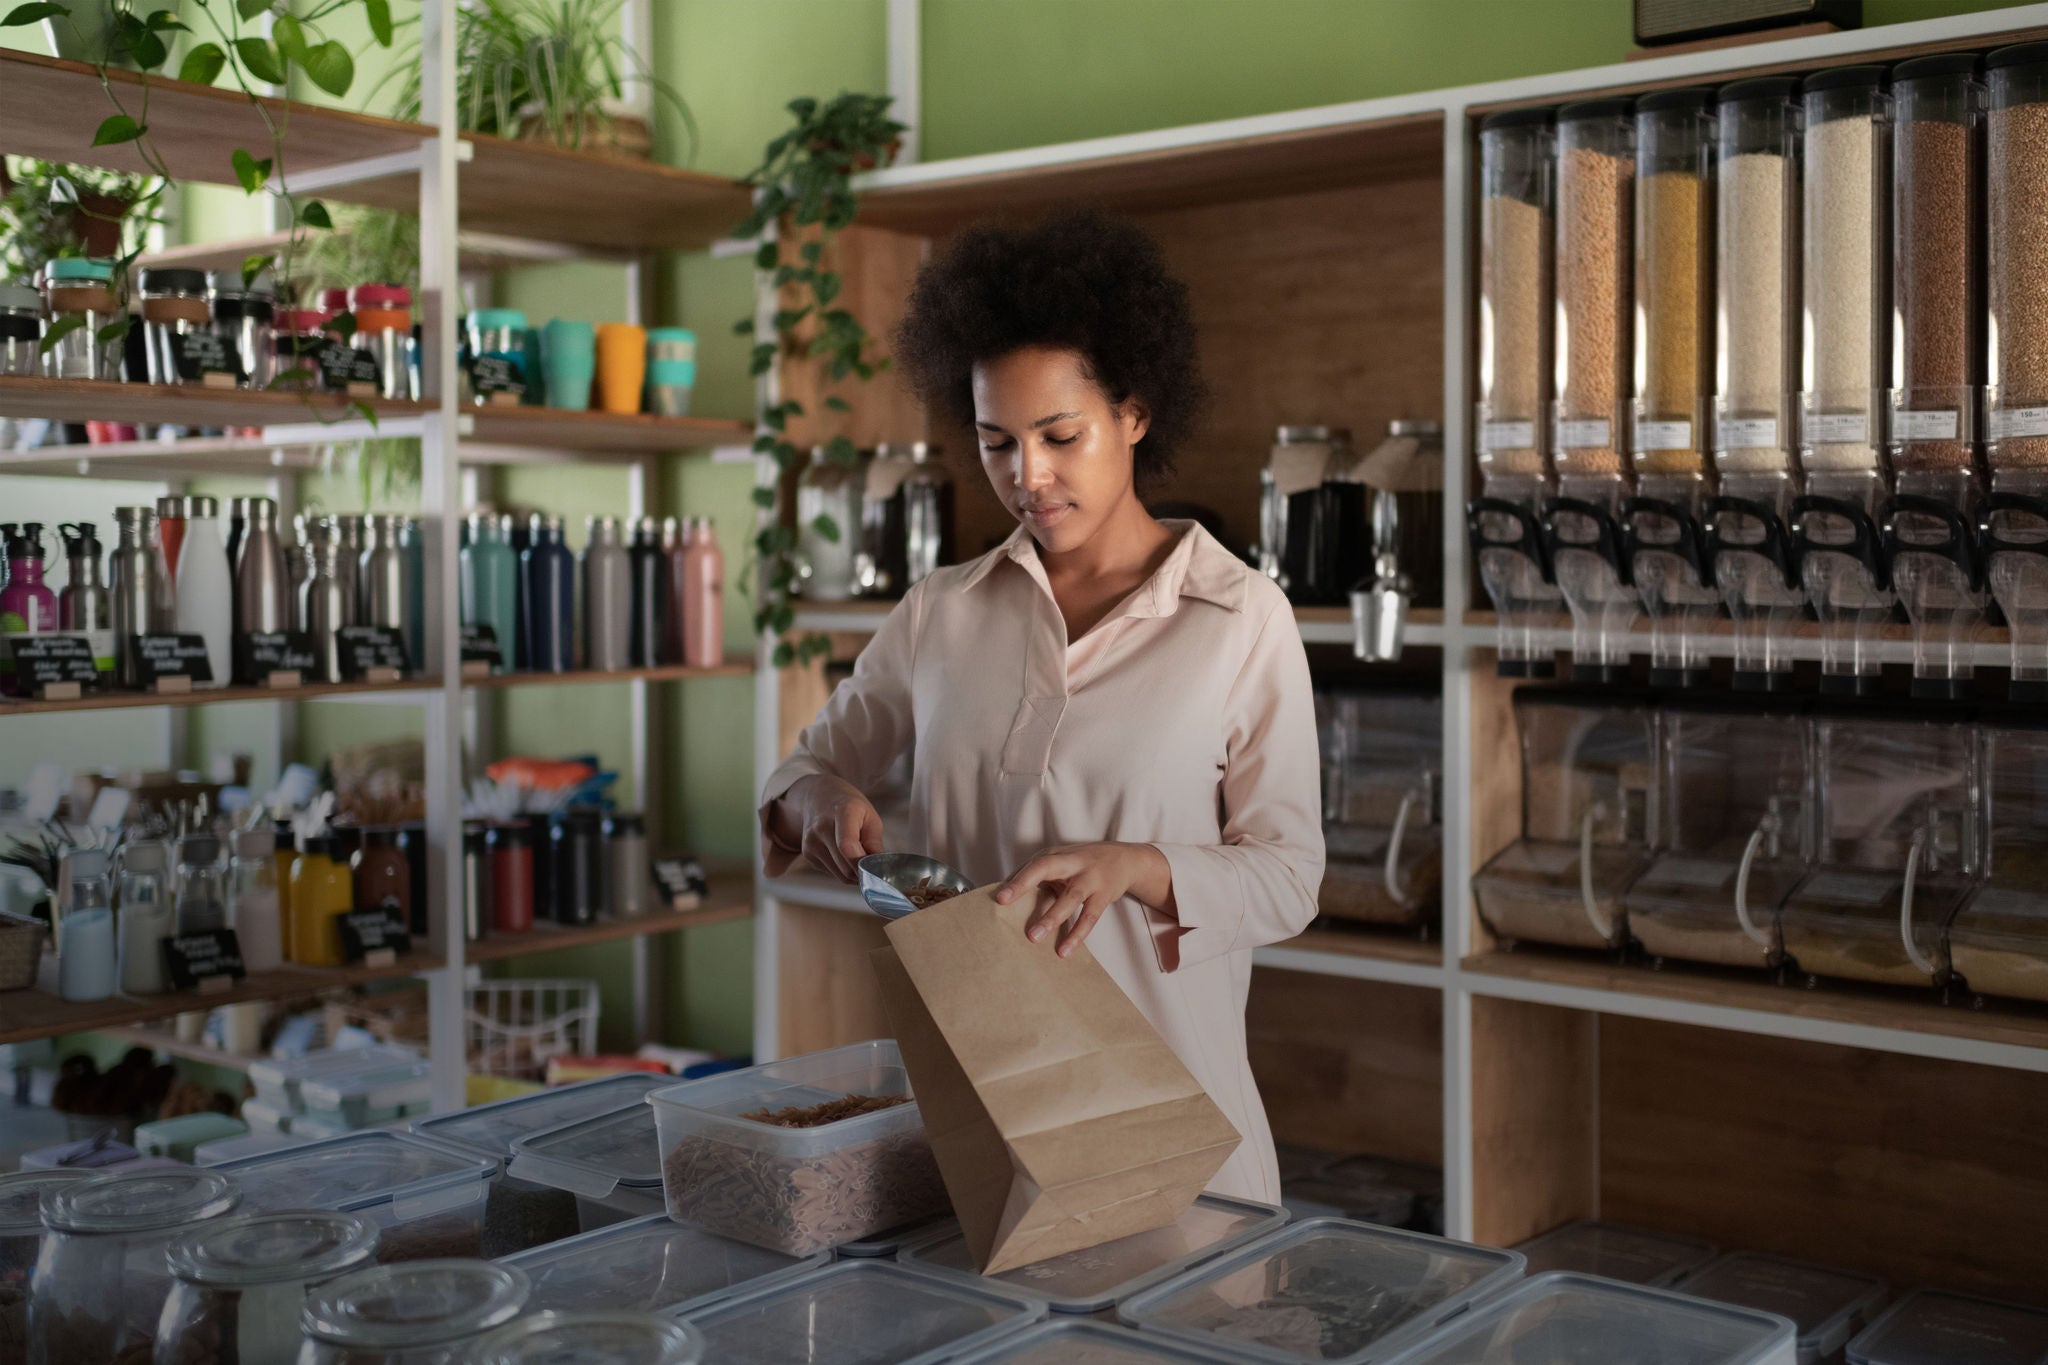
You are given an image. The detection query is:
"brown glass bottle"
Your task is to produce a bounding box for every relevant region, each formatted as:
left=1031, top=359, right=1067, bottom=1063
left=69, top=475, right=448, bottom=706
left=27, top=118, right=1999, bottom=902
left=351, top=826, right=410, bottom=929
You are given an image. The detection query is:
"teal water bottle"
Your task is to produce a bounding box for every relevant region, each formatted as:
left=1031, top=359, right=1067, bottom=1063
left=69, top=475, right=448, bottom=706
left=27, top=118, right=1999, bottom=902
left=461, top=511, right=520, bottom=672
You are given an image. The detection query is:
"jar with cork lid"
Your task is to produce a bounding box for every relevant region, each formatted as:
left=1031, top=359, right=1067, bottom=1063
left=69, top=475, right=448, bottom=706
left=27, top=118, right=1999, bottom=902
left=208, top=269, right=275, bottom=388
left=0, top=282, right=40, bottom=376
left=139, top=268, right=236, bottom=388
left=40, top=258, right=122, bottom=380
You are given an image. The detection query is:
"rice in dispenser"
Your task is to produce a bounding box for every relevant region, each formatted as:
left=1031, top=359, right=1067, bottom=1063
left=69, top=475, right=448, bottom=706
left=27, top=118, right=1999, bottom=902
left=1472, top=688, right=1660, bottom=953
left=1946, top=710, right=2048, bottom=1003
left=1778, top=702, right=1980, bottom=990
left=1627, top=697, right=1811, bottom=971
left=1316, top=688, right=1442, bottom=931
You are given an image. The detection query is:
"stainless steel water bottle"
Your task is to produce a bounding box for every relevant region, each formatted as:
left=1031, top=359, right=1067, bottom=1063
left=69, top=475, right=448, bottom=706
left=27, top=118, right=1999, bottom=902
left=360, top=513, right=408, bottom=639
left=627, top=515, right=663, bottom=668
left=302, top=538, right=350, bottom=683
left=581, top=514, right=630, bottom=671
left=234, top=497, right=290, bottom=681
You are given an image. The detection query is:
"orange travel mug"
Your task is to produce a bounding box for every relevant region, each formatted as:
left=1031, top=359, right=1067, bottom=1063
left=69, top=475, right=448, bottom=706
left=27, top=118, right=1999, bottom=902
left=596, top=323, right=648, bottom=415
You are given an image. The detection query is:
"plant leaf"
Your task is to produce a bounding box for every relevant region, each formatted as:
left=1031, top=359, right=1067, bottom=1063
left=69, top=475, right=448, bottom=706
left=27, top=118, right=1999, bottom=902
left=92, top=114, right=144, bottom=147
left=1, top=4, right=68, bottom=27
left=236, top=0, right=270, bottom=19
left=731, top=316, right=754, bottom=336
left=298, top=199, right=332, bottom=229
left=146, top=8, right=183, bottom=30
left=823, top=395, right=851, bottom=412
left=231, top=148, right=272, bottom=193
left=235, top=37, right=285, bottom=86
left=364, top=0, right=392, bottom=46
left=273, top=13, right=308, bottom=65
left=754, top=240, right=778, bottom=270
left=37, top=313, right=84, bottom=354
left=750, top=486, right=777, bottom=509
left=95, top=317, right=131, bottom=343
left=301, top=40, right=353, bottom=97
left=800, top=240, right=823, bottom=264
left=771, top=642, right=794, bottom=668
left=814, top=272, right=841, bottom=305
left=810, top=514, right=840, bottom=544
left=242, top=252, right=275, bottom=287
left=178, top=41, right=226, bottom=85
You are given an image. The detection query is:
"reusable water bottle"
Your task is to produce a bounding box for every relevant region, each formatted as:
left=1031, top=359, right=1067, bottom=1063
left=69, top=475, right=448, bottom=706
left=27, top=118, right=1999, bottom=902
left=522, top=513, right=575, bottom=673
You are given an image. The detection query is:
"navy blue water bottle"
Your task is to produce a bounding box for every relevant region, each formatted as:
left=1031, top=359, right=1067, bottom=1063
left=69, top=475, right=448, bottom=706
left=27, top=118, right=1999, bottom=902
left=521, top=512, right=575, bottom=672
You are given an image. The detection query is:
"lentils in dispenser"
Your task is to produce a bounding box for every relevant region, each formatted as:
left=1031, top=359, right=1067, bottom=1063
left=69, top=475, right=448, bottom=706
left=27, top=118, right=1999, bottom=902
left=1632, top=88, right=1713, bottom=481
left=1478, top=107, right=1553, bottom=483
left=1552, top=99, right=1633, bottom=477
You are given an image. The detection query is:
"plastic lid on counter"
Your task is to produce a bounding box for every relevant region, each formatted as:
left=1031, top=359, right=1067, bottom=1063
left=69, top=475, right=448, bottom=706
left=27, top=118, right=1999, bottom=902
left=1680, top=1252, right=1888, bottom=1363
left=43, top=1166, right=240, bottom=1234
left=195, top=1129, right=310, bottom=1165
left=214, top=1130, right=494, bottom=1219
left=898, top=1195, right=1286, bottom=1315
left=1117, top=1217, right=1526, bottom=1363
left=1375, top=1272, right=1798, bottom=1365
left=835, top=1215, right=950, bottom=1259
left=500, top=1212, right=825, bottom=1316
left=412, top=1072, right=672, bottom=1163
left=1514, top=1219, right=1717, bottom=1287
left=506, top=1103, right=662, bottom=1202
left=1846, top=1288, right=2048, bottom=1365
left=248, top=1043, right=419, bottom=1099
left=682, top=1260, right=1045, bottom=1365
left=469, top=1310, right=705, bottom=1365
left=168, top=1210, right=379, bottom=1286
left=300, top=1058, right=434, bottom=1113
left=949, top=1318, right=1252, bottom=1363
left=0, top=1168, right=92, bottom=1236
left=303, top=1258, right=530, bottom=1350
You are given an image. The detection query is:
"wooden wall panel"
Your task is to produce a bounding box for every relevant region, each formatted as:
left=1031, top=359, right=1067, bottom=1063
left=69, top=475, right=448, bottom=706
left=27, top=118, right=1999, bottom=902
left=1247, top=968, right=1442, bottom=1166
left=1469, top=994, right=1598, bottom=1247
left=776, top=904, right=893, bottom=1057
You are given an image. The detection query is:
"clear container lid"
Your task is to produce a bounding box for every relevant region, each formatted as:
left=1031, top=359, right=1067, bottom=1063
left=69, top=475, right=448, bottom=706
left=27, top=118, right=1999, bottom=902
left=835, top=1215, right=950, bottom=1258
left=1846, top=1288, right=2048, bottom=1365
left=1679, top=1252, right=1888, bottom=1360
left=302, top=1258, right=530, bottom=1349
left=1374, top=1272, right=1797, bottom=1365
left=648, top=1039, right=924, bottom=1159
left=1117, top=1217, right=1525, bottom=1363
left=412, top=1071, right=671, bottom=1163
left=0, top=1168, right=92, bottom=1236
left=247, top=1042, right=420, bottom=1095
left=899, top=1195, right=1287, bottom=1314
left=301, top=1058, right=434, bottom=1111
left=949, top=1318, right=1250, bottom=1363
left=215, top=1131, right=494, bottom=1219
left=1513, top=1220, right=1717, bottom=1287
left=683, top=1260, right=1045, bottom=1365
left=500, top=1212, right=824, bottom=1315
left=43, top=1166, right=240, bottom=1234
left=469, top=1310, right=705, bottom=1365
left=168, top=1209, right=379, bottom=1286
left=506, top=1102, right=662, bottom=1199
left=136, top=1111, right=249, bottom=1152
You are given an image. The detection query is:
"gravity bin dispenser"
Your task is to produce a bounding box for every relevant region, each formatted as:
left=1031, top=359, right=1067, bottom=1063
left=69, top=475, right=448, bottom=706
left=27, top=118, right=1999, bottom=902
left=1315, top=688, right=1442, bottom=931
left=1473, top=688, right=1660, bottom=954
left=1947, top=711, right=2048, bottom=1004
left=1626, top=698, right=1811, bottom=973
left=1469, top=107, right=1562, bottom=677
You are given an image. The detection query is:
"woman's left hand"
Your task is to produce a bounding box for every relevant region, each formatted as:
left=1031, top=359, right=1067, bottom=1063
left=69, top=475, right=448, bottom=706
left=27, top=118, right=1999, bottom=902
left=994, top=842, right=1173, bottom=957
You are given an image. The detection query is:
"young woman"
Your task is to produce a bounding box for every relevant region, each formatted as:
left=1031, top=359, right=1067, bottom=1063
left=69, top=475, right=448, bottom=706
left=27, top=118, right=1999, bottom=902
left=759, top=210, right=1323, bottom=1202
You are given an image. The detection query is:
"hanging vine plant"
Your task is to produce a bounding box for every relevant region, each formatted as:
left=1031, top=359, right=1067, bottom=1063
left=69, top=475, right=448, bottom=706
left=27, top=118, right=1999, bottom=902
left=733, top=92, right=906, bottom=669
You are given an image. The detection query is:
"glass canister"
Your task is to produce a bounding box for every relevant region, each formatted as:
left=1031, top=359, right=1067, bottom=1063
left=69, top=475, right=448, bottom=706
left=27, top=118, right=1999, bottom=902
left=602, top=811, right=648, bottom=919
left=1986, top=42, right=2048, bottom=473
left=468, top=1310, right=705, bottom=1365
left=1, top=1170, right=89, bottom=1358
left=1944, top=712, right=2048, bottom=1004
left=902, top=442, right=954, bottom=587
left=138, top=267, right=234, bottom=387
left=1632, top=87, right=1713, bottom=482
left=466, top=309, right=530, bottom=406
left=39, top=258, right=121, bottom=380
left=1552, top=98, right=1635, bottom=478
left=209, top=269, right=275, bottom=388
left=298, top=1260, right=529, bottom=1365
left=156, top=1210, right=378, bottom=1365
left=797, top=444, right=864, bottom=601
left=1477, top=106, right=1554, bottom=486
left=1317, top=688, right=1442, bottom=928
left=28, top=1167, right=240, bottom=1365
left=855, top=442, right=916, bottom=599
left=274, top=309, right=330, bottom=392
left=0, top=282, right=41, bottom=376
left=1714, top=77, right=1802, bottom=483
left=645, top=326, right=695, bottom=417
left=351, top=283, right=416, bottom=401
left=1270, top=425, right=1363, bottom=604
left=1799, top=65, right=1892, bottom=479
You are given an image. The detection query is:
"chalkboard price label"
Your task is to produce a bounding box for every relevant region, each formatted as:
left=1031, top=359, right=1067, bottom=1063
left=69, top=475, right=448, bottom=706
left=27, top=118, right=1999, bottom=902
left=337, top=625, right=410, bottom=681
left=163, top=929, right=246, bottom=992
left=134, top=633, right=215, bottom=685
left=237, top=631, right=319, bottom=686
left=653, top=856, right=707, bottom=910
left=338, top=908, right=410, bottom=967
left=470, top=353, right=525, bottom=403
left=460, top=623, right=502, bottom=676
left=174, top=329, right=240, bottom=387
left=316, top=338, right=382, bottom=397
left=6, top=634, right=101, bottom=696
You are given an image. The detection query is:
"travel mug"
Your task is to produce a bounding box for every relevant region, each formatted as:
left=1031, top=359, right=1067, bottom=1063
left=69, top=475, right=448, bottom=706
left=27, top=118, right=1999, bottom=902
left=646, top=327, right=696, bottom=417
left=540, top=319, right=596, bottom=411
left=595, top=322, right=647, bottom=415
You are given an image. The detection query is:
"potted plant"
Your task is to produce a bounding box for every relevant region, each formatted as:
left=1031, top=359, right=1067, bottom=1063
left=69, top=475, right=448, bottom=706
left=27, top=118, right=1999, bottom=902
left=0, top=158, right=147, bottom=274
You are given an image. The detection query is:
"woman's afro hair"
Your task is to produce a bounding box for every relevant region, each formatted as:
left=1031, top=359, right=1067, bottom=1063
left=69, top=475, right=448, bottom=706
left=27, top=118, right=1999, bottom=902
left=893, top=209, right=1206, bottom=484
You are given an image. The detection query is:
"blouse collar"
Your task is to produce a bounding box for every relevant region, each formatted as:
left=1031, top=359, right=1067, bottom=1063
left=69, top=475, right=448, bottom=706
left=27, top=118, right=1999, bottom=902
left=958, top=518, right=1248, bottom=617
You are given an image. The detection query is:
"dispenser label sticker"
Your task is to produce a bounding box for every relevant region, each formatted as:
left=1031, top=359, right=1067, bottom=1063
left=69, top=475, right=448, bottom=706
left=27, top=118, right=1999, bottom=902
left=338, top=908, right=410, bottom=966
left=1481, top=421, right=1536, bottom=452
left=1633, top=419, right=1693, bottom=452
left=315, top=339, right=382, bottom=397
left=1993, top=406, right=2048, bottom=439
left=459, top=623, right=502, bottom=669
left=1556, top=419, right=1612, bottom=450
left=1717, top=416, right=1779, bottom=450
left=1637, top=856, right=1733, bottom=891
left=1799, top=870, right=1893, bottom=907
left=1804, top=412, right=1869, bottom=445
left=5, top=634, right=101, bottom=690
left=1894, top=409, right=1960, bottom=442
left=336, top=626, right=410, bottom=680
left=163, top=929, right=246, bottom=990
left=133, top=633, right=215, bottom=684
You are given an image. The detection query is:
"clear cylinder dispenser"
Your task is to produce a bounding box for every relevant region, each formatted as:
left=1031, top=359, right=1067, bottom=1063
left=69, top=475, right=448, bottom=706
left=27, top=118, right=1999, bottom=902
left=1947, top=711, right=2048, bottom=1004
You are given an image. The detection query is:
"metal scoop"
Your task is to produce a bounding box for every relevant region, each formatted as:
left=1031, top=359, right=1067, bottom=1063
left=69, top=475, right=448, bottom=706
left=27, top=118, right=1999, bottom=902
left=858, top=853, right=973, bottom=920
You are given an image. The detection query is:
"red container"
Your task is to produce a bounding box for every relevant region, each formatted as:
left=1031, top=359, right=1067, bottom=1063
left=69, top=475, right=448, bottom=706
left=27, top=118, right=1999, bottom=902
left=486, top=820, right=535, bottom=933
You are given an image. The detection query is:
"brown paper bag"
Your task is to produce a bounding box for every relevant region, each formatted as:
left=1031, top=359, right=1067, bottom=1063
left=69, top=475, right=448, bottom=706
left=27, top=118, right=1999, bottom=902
left=871, top=883, right=1241, bottom=1274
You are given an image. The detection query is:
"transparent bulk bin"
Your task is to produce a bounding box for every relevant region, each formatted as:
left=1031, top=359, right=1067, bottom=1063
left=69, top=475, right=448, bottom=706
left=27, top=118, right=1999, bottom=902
left=1946, top=713, right=2048, bottom=1002
left=133, top=1110, right=246, bottom=1162
left=248, top=1043, right=420, bottom=1114
left=951, top=1318, right=1251, bottom=1364
left=1317, top=689, right=1442, bottom=930
left=0, top=1170, right=89, bottom=1359
left=1845, top=1288, right=2048, bottom=1365
left=898, top=1195, right=1286, bottom=1316
left=467, top=1309, right=706, bottom=1365
left=1633, top=87, right=1713, bottom=481
left=1512, top=1220, right=1715, bottom=1288
left=27, top=1167, right=241, bottom=1365
left=500, top=1211, right=826, bottom=1316
left=214, top=1131, right=496, bottom=1263
left=1553, top=98, right=1635, bottom=480
left=1779, top=705, right=1980, bottom=990
left=1282, top=1155, right=1444, bottom=1237
left=1374, top=1271, right=1798, bottom=1365
left=155, top=1210, right=379, bottom=1365
left=505, top=1102, right=665, bottom=1231
left=300, top=1258, right=529, bottom=1365
left=1679, top=1252, right=1889, bottom=1365
left=300, top=1056, right=434, bottom=1128
left=1473, top=689, right=1660, bottom=953
left=1985, top=44, right=2048, bottom=481
left=1116, top=1217, right=1524, bottom=1364
left=1476, top=107, right=1555, bottom=486
left=1627, top=700, right=1811, bottom=971
left=194, top=1127, right=308, bottom=1164
left=649, top=1040, right=947, bottom=1256
left=679, top=1259, right=1046, bottom=1365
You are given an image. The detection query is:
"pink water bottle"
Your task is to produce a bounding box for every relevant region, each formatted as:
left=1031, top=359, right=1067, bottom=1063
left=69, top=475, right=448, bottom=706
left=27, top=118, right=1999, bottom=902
left=682, top=516, right=724, bottom=669
left=2, top=522, right=60, bottom=696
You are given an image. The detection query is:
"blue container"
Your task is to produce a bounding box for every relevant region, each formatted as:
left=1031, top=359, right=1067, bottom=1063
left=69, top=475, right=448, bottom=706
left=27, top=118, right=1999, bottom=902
left=521, top=513, right=575, bottom=672
left=461, top=512, right=520, bottom=672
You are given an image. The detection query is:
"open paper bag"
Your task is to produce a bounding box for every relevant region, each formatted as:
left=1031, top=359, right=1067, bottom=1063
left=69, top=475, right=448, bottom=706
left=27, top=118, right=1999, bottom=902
left=871, top=883, right=1240, bottom=1274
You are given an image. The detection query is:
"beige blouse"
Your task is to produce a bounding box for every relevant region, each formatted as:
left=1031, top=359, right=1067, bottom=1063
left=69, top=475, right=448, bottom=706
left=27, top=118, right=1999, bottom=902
left=759, top=520, right=1326, bottom=1203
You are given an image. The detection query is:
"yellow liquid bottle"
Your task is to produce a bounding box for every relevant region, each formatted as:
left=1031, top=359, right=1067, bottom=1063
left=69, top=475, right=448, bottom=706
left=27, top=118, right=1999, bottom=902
left=272, top=824, right=298, bottom=962
left=290, top=835, right=352, bottom=967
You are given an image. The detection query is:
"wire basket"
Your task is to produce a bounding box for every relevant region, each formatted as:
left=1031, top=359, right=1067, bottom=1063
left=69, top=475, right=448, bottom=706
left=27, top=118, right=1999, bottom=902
left=464, top=978, right=600, bottom=1081
left=0, top=911, right=47, bottom=992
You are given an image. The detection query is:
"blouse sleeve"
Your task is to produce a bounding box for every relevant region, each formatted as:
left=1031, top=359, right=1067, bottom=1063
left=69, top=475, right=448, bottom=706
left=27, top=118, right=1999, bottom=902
left=756, top=579, right=926, bottom=878
left=1147, top=598, right=1326, bottom=971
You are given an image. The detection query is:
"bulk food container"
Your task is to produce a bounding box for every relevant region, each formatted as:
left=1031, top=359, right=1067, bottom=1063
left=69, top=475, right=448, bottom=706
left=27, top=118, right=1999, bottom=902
left=649, top=1040, right=948, bottom=1256
left=299, top=1259, right=529, bottom=1365
left=214, top=1131, right=496, bottom=1262
left=679, top=1259, right=1045, bottom=1365
left=1116, top=1217, right=1524, bottom=1363
left=1714, top=77, right=1801, bottom=480
left=1552, top=98, right=1635, bottom=478
left=1680, top=1252, right=1888, bottom=1365
left=1472, top=689, right=1660, bottom=952
left=1512, top=1219, right=1715, bottom=1288
left=194, top=1128, right=308, bottom=1165
left=1316, top=689, right=1442, bottom=929
left=155, top=1210, right=379, bottom=1365
left=500, top=1212, right=826, bottom=1316
left=1985, top=43, right=2048, bottom=475
left=133, top=1111, right=247, bottom=1163
left=1626, top=699, right=1811, bottom=971
left=468, top=1309, right=705, bottom=1365
left=1633, top=87, right=1715, bottom=481
left=248, top=1042, right=420, bottom=1114
left=1846, top=1288, right=2048, bottom=1365
left=951, top=1318, right=1250, bottom=1364
left=1280, top=1154, right=1444, bottom=1236
left=504, top=1101, right=665, bottom=1231
left=1778, top=704, right=1980, bottom=990
left=1375, top=1271, right=1798, bottom=1365
left=898, top=1195, right=1286, bottom=1316
left=835, top=1216, right=950, bottom=1259
left=1476, top=107, right=1553, bottom=485
left=0, top=1170, right=88, bottom=1360
left=301, top=1056, right=433, bottom=1130
left=1799, top=66, right=1891, bottom=479
left=1947, top=712, right=2048, bottom=1003
left=27, top=1166, right=241, bottom=1365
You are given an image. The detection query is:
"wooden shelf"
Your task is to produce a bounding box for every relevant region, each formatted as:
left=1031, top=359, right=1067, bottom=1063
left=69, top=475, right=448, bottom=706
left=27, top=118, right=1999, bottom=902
left=466, top=866, right=753, bottom=964
left=98, top=1026, right=263, bottom=1071
left=0, top=376, right=429, bottom=433
left=0, top=434, right=331, bottom=480
left=463, top=405, right=752, bottom=456
left=0, top=675, right=438, bottom=716
left=1256, top=925, right=1446, bottom=988
left=465, top=660, right=751, bottom=690
left=0, top=953, right=444, bottom=1047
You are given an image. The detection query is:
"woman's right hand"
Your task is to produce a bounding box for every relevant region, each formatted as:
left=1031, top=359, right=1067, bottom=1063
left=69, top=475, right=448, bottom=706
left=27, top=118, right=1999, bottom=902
left=782, top=774, right=885, bottom=883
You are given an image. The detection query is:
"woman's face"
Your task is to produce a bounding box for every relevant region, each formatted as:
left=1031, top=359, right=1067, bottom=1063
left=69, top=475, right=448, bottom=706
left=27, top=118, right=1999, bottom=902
left=972, top=345, right=1150, bottom=556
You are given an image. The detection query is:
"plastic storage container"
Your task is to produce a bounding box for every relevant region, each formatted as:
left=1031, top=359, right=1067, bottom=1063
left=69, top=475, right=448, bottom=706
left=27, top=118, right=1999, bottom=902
left=0, top=1170, right=89, bottom=1358
left=469, top=1310, right=706, bottom=1365
left=213, top=1131, right=496, bottom=1262
left=155, top=1210, right=380, bottom=1365
left=649, top=1040, right=948, bottom=1256
left=1116, top=1217, right=1525, bottom=1363
left=1947, top=713, right=2048, bottom=1002
left=134, top=1111, right=247, bottom=1163
left=1800, top=66, right=1891, bottom=477
left=899, top=1195, right=1286, bottom=1316
left=835, top=1216, right=951, bottom=1259
left=1280, top=1154, right=1444, bottom=1236
left=1845, top=1288, right=2048, bottom=1365
left=680, top=1259, right=1045, bottom=1365
left=1317, top=689, right=1442, bottom=928
left=504, top=1100, right=665, bottom=1230
left=1715, top=77, right=1801, bottom=479
left=193, top=1127, right=307, bottom=1164
left=1476, top=107, right=1554, bottom=484
left=1680, top=1252, right=1888, bottom=1365
left=1626, top=700, right=1812, bottom=971
left=1633, top=87, right=1714, bottom=479
left=1472, top=689, right=1660, bottom=952
left=1375, top=1271, right=1798, bottom=1365
left=27, top=1167, right=241, bottom=1365
left=248, top=1042, right=421, bottom=1114
left=301, top=1055, right=434, bottom=1129
left=1987, top=43, right=2048, bottom=474
left=1512, top=1219, right=1716, bottom=1288
left=1552, top=99, right=1635, bottom=478
left=499, top=1211, right=826, bottom=1316
left=951, top=1318, right=1251, bottom=1363
left=300, top=1259, right=530, bottom=1365
left=1778, top=704, right=1980, bottom=989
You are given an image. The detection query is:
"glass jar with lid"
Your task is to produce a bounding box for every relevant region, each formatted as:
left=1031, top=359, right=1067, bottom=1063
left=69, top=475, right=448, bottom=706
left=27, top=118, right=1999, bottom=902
left=0, top=282, right=40, bottom=376
left=1477, top=107, right=1554, bottom=489
left=209, top=269, right=275, bottom=389
left=1, top=1171, right=89, bottom=1358
left=40, top=258, right=122, bottom=380
left=156, top=1210, right=378, bottom=1365
left=274, top=309, right=331, bottom=392
left=468, top=1310, right=705, bottom=1365
left=299, top=1259, right=529, bottom=1365
left=902, top=442, right=954, bottom=588
left=1266, top=424, right=1362, bottom=604
left=138, top=267, right=232, bottom=387
left=796, top=444, right=865, bottom=602
left=351, top=283, right=416, bottom=400
left=28, top=1166, right=241, bottom=1365
left=1552, top=98, right=1635, bottom=480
